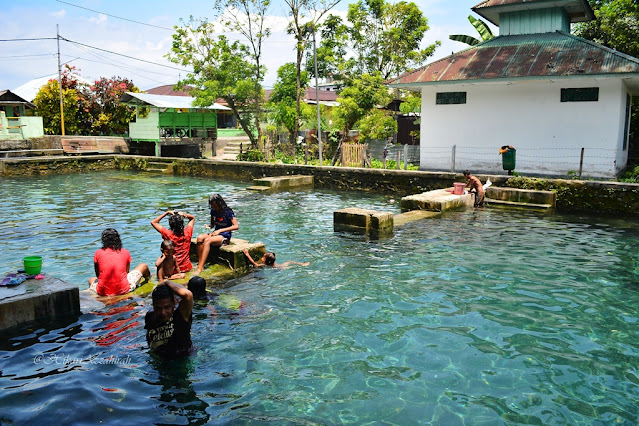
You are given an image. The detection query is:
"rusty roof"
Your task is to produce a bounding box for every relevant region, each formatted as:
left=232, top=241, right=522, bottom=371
left=387, top=31, right=639, bottom=88
left=472, top=0, right=594, bottom=25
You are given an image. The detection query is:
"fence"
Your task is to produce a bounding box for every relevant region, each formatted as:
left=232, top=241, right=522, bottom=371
left=420, top=145, right=625, bottom=178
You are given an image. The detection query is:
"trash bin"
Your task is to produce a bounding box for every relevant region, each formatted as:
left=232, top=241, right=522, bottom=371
left=500, top=145, right=516, bottom=172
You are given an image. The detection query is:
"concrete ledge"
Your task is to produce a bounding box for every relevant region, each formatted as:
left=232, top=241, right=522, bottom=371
left=253, top=174, right=314, bottom=190
left=190, top=237, right=266, bottom=270
left=394, top=210, right=442, bottom=227
left=401, top=189, right=474, bottom=212
left=0, top=276, right=80, bottom=330
left=334, top=207, right=394, bottom=236
left=486, top=186, right=556, bottom=206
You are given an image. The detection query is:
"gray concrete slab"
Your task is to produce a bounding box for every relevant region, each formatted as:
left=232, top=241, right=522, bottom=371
left=0, top=275, right=80, bottom=330
left=253, top=175, right=314, bottom=189
left=401, top=189, right=474, bottom=212
left=394, top=210, right=442, bottom=227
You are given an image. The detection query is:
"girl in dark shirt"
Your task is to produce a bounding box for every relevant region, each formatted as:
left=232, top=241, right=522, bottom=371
left=194, top=194, right=239, bottom=275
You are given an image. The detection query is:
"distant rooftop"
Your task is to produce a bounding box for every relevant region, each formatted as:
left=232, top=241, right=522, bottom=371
left=120, top=92, right=231, bottom=110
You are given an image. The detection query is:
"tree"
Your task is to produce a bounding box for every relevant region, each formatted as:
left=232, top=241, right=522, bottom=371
left=33, top=66, right=89, bottom=135
left=81, top=77, right=140, bottom=135
left=214, top=0, right=271, bottom=147
left=333, top=73, right=393, bottom=139
left=269, top=62, right=311, bottom=146
left=574, top=0, right=639, bottom=156
left=449, top=15, right=494, bottom=47
left=308, top=0, right=439, bottom=84
left=168, top=18, right=264, bottom=148
left=573, top=0, right=639, bottom=58
left=283, top=0, right=342, bottom=150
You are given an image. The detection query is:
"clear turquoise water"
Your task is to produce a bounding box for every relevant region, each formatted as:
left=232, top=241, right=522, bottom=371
left=1, top=171, right=639, bottom=424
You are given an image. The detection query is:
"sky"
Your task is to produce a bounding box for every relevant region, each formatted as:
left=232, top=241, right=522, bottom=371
left=0, top=0, right=492, bottom=97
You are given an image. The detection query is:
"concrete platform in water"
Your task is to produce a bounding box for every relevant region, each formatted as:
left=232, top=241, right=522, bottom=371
left=0, top=275, right=80, bottom=330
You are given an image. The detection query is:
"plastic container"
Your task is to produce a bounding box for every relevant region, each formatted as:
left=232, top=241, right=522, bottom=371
left=23, top=256, right=43, bottom=275
left=453, top=182, right=466, bottom=195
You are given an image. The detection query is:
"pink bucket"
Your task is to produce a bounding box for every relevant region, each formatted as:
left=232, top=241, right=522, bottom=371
left=453, top=182, right=465, bottom=195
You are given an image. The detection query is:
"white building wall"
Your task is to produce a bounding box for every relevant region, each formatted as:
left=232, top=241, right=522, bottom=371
left=419, top=78, right=628, bottom=178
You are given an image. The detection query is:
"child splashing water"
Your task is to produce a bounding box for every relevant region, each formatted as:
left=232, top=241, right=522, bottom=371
left=195, top=194, right=239, bottom=275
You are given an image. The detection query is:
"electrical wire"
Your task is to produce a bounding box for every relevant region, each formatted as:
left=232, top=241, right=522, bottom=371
left=59, top=36, right=191, bottom=72
left=56, top=0, right=174, bottom=31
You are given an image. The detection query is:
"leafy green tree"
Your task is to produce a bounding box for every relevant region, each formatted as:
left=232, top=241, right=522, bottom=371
left=283, top=0, right=342, bottom=150
left=449, top=15, right=494, bottom=46
left=574, top=0, right=639, bottom=58
left=268, top=63, right=311, bottom=147
left=309, top=0, right=439, bottom=83
left=214, top=0, right=271, bottom=146
left=333, top=72, right=393, bottom=139
left=357, top=108, right=397, bottom=141
left=82, top=77, right=139, bottom=135
left=168, top=18, right=264, bottom=148
left=574, top=0, right=639, bottom=157
left=33, top=66, right=89, bottom=135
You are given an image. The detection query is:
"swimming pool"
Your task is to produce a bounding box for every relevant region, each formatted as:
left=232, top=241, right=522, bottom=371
left=1, top=171, right=638, bottom=424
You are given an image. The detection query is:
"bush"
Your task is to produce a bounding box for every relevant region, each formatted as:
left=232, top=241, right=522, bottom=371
left=237, top=149, right=265, bottom=162
left=619, top=165, right=639, bottom=183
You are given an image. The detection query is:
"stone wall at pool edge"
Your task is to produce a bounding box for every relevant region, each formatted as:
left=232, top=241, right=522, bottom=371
left=1, top=155, right=638, bottom=217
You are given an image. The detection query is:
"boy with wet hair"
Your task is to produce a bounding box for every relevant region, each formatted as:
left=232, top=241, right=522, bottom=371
left=155, top=240, right=185, bottom=281
left=242, top=248, right=309, bottom=269
left=145, top=280, right=193, bottom=358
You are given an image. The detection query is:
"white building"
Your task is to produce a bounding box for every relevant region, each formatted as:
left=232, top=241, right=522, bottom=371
left=387, top=0, right=639, bottom=178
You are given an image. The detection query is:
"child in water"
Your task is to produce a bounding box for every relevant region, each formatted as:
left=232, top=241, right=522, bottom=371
left=243, top=248, right=309, bottom=269
left=155, top=240, right=186, bottom=281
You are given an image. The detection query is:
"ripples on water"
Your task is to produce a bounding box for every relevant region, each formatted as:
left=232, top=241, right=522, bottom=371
left=1, top=171, right=638, bottom=424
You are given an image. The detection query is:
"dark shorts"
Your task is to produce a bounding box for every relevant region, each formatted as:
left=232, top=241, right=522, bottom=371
left=474, top=192, right=485, bottom=208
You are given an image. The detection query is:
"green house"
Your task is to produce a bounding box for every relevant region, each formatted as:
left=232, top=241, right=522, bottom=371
left=0, top=90, right=44, bottom=141
left=120, top=92, right=231, bottom=157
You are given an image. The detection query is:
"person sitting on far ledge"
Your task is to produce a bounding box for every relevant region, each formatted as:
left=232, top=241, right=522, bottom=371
left=243, top=248, right=310, bottom=269
left=463, top=170, right=485, bottom=208
left=145, top=280, right=193, bottom=359
left=89, top=228, right=150, bottom=297
left=156, top=240, right=186, bottom=281
left=195, top=194, right=238, bottom=275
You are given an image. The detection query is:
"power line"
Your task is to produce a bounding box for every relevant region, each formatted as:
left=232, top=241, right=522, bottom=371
left=59, top=36, right=191, bottom=72
left=56, top=0, right=174, bottom=31
left=0, top=37, right=57, bottom=42
left=0, top=53, right=55, bottom=58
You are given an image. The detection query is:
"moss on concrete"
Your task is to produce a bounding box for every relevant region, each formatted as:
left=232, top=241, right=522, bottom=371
left=2, top=155, right=639, bottom=217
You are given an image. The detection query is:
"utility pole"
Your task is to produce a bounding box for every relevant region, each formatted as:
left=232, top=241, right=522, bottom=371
left=56, top=25, right=65, bottom=136
left=313, top=26, right=322, bottom=165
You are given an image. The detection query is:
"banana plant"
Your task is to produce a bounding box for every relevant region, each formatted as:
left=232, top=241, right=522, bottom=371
left=449, top=15, right=494, bottom=46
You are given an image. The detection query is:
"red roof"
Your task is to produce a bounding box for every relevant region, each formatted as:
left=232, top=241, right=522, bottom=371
left=387, top=32, right=639, bottom=87
left=145, top=84, right=192, bottom=97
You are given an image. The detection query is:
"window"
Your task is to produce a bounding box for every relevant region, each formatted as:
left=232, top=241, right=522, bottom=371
left=560, top=87, right=599, bottom=102
left=436, top=92, right=466, bottom=105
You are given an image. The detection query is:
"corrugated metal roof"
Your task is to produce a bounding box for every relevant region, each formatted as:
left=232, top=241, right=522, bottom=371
left=387, top=32, right=639, bottom=87
left=472, top=0, right=594, bottom=25
left=145, top=84, right=192, bottom=97
left=120, top=92, right=231, bottom=110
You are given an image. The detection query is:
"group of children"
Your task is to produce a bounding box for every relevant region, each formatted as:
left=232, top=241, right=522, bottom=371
left=89, top=193, right=306, bottom=298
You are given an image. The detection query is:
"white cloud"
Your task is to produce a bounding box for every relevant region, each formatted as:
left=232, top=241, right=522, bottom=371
left=51, top=9, right=66, bottom=18
left=89, top=13, right=107, bottom=25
